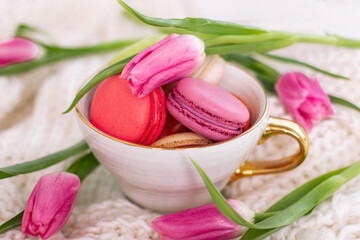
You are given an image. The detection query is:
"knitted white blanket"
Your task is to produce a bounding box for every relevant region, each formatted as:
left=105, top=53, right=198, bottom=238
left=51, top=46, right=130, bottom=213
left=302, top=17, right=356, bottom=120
left=1, top=0, right=360, bottom=239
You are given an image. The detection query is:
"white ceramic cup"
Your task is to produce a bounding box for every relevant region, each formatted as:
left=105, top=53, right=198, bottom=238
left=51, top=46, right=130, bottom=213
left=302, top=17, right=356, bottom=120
left=76, top=63, right=309, bottom=212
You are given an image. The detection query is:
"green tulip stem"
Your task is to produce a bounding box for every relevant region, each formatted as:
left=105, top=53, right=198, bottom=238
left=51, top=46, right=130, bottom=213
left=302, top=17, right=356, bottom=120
left=0, top=39, right=137, bottom=76
left=205, top=32, right=360, bottom=51
left=204, top=32, right=290, bottom=47
left=39, top=39, right=137, bottom=55
left=108, top=34, right=166, bottom=65
left=290, top=32, right=360, bottom=48
left=205, top=38, right=297, bottom=55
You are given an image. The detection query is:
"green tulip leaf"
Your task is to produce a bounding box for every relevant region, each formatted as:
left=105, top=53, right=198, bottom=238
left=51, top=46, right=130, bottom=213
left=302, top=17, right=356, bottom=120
left=242, top=163, right=359, bottom=239
left=63, top=57, right=131, bottom=113
left=116, top=0, right=360, bottom=51
left=108, top=34, right=166, bottom=66
left=260, top=53, right=349, bottom=80
left=0, top=140, right=89, bottom=179
left=241, top=227, right=282, bottom=240
left=264, top=167, right=347, bottom=213
left=66, top=152, right=100, bottom=182
left=14, top=24, right=45, bottom=39
left=116, top=0, right=266, bottom=35
left=191, top=157, right=360, bottom=231
left=0, top=211, right=24, bottom=235
left=190, top=157, right=261, bottom=229
left=203, top=32, right=290, bottom=47
left=205, top=38, right=296, bottom=56
left=329, top=95, right=360, bottom=113
left=252, top=161, right=360, bottom=229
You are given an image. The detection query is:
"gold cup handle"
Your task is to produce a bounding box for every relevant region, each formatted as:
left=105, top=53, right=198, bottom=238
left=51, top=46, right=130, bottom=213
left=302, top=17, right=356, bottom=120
left=228, top=117, right=309, bottom=184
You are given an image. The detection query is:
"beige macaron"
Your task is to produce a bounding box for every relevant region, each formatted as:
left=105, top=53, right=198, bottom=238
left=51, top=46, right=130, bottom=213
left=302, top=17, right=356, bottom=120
left=151, top=132, right=213, bottom=148
left=190, top=55, right=225, bottom=85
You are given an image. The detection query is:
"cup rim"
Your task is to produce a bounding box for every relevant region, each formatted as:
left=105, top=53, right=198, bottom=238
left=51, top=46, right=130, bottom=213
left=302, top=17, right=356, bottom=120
left=75, top=63, right=269, bottom=150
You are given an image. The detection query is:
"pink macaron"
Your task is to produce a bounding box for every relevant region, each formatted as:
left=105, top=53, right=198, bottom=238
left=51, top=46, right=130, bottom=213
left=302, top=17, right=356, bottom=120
left=166, top=78, right=250, bottom=141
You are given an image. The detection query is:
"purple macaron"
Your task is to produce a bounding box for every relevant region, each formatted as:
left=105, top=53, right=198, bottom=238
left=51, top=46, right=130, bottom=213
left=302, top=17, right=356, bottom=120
left=166, top=78, right=250, bottom=141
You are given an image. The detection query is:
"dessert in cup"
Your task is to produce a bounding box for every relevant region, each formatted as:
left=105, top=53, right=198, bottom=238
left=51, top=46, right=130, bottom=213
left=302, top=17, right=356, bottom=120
left=75, top=35, right=309, bottom=212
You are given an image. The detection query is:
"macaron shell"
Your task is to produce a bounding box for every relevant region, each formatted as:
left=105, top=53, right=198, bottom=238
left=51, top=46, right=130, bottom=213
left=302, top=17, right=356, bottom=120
left=138, top=87, right=167, bottom=145
left=167, top=94, right=243, bottom=141
left=174, top=78, right=249, bottom=128
left=90, top=75, right=166, bottom=145
left=166, top=78, right=250, bottom=141
left=232, top=94, right=251, bottom=132
left=151, top=132, right=212, bottom=148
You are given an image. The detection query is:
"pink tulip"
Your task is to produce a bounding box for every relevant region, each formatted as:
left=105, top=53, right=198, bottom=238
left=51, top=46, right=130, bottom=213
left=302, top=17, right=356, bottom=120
left=0, top=37, right=39, bottom=68
left=275, top=72, right=334, bottom=131
left=121, top=34, right=205, bottom=98
left=152, top=200, right=254, bottom=240
left=22, top=172, right=81, bottom=240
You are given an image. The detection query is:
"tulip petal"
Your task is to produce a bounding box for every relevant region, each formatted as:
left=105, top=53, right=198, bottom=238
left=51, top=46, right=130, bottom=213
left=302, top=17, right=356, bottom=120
left=121, top=34, right=205, bottom=97
left=152, top=200, right=253, bottom=240
left=22, top=172, right=80, bottom=240
left=301, top=77, right=334, bottom=115
left=0, top=37, right=39, bottom=68
left=121, top=34, right=178, bottom=80
left=138, top=59, right=203, bottom=98
left=292, top=106, right=314, bottom=131
left=21, top=184, right=39, bottom=234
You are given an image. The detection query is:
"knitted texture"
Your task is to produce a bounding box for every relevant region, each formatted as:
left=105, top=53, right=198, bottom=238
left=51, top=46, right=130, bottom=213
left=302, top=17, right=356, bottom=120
left=1, top=0, right=360, bottom=239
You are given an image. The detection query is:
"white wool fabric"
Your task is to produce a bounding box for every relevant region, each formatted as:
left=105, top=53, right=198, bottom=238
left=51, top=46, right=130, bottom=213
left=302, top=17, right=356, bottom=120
left=1, top=0, right=360, bottom=239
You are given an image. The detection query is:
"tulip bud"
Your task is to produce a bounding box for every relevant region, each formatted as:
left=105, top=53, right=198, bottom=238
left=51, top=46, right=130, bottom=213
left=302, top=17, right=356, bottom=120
left=275, top=71, right=334, bottom=131
left=0, top=37, right=39, bottom=68
left=22, top=172, right=81, bottom=240
left=121, top=34, right=205, bottom=98
left=152, top=199, right=254, bottom=240
left=190, top=55, right=226, bottom=85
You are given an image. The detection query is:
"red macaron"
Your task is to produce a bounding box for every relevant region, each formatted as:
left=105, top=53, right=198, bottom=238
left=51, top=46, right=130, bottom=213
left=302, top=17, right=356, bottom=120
left=90, top=74, right=166, bottom=145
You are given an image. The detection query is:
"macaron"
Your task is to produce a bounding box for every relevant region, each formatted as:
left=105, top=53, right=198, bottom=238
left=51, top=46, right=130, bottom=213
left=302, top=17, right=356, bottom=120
left=189, top=55, right=225, bottom=85
left=90, top=74, right=166, bottom=145
left=151, top=132, right=213, bottom=148
left=166, top=78, right=250, bottom=141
